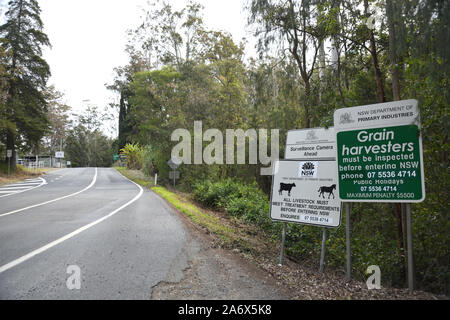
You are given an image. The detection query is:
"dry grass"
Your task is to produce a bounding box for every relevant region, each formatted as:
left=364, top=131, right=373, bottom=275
left=0, top=166, right=59, bottom=186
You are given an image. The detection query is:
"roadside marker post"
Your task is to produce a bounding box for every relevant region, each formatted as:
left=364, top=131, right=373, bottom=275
left=334, top=99, right=425, bottom=289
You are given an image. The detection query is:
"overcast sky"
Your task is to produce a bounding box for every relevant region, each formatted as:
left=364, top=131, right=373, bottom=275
left=29, top=0, right=253, bottom=136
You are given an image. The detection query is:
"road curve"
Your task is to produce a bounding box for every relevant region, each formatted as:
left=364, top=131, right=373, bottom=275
left=0, top=167, right=188, bottom=299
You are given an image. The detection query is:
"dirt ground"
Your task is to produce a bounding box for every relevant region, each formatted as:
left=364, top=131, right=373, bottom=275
left=151, top=189, right=442, bottom=300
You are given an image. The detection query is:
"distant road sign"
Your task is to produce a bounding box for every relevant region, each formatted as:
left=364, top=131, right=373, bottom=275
left=334, top=99, right=425, bottom=202
left=270, top=160, right=342, bottom=228
left=169, top=170, right=180, bottom=180
left=113, top=154, right=120, bottom=161
left=285, top=127, right=336, bottom=160
left=67, top=161, right=71, bottom=166
left=55, top=151, right=64, bottom=158
left=167, top=158, right=180, bottom=169
left=6, top=150, right=12, bottom=158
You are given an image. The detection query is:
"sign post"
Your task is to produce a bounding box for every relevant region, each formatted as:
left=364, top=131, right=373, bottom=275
left=278, top=223, right=287, bottom=266
left=280, top=127, right=340, bottom=270
left=167, top=158, right=181, bottom=188
left=319, top=227, right=328, bottom=273
left=55, top=151, right=64, bottom=168
left=345, top=203, right=351, bottom=281
left=6, top=149, right=12, bottom=177
left=334, top=99, right=425, bottom=289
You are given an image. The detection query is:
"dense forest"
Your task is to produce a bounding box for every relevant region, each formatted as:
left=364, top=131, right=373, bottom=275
left=0, top=0, right=448, bottom=295
left=108, top=0, right=449, bottom=294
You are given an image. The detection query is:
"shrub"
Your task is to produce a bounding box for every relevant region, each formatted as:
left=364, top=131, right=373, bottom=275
left=119, top=143, right=143, bottom=170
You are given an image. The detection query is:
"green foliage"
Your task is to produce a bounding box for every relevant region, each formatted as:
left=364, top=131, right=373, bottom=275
left=65, top=125, right=113, bottom=168
left=0, top=0, right=51, bottom=169
left=119, top=143, right=143, bottom=170
left=110, top=0, right=449, bottom=295
left=193, top=179, right=272, bottom=230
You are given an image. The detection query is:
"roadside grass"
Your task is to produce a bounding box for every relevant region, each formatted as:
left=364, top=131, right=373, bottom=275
left=114, top=167, right=437, bottom=300
left=114, top=166, right=275, bottom=255
left=0, top=163, right=52, bottom=186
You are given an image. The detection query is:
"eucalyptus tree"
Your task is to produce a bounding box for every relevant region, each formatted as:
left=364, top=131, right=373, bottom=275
left=248, top=0, right=324, bottom=128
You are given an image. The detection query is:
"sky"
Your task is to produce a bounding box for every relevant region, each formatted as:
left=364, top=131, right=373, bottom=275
left=31, top=0, right=254, bottom=137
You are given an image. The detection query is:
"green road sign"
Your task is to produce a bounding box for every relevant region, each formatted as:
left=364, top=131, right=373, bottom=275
left=337, top=125, right=424, bottom=202
left=334, top=100, right=425, bottom=203
left=113, top=154, right=120, bottom=161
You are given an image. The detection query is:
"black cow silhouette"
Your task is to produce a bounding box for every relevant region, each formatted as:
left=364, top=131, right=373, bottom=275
left=318, top=184, right=336, bottom=199
left=279, top=183, right=296, bottom=196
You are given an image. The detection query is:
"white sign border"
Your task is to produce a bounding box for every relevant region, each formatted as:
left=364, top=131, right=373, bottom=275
left=334, top=99, right=426, bottom=203
left=269, top=159, right=342, bottom=228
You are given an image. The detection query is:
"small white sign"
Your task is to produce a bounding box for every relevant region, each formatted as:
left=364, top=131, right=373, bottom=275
left=55, top=151, right=65, bottom=158
left=67, top=161, right=71, bottom=166
left=270, top=160, right=342, bottom=228
left=285, top=127, right=336, bottom=160
left=167, top=158, right=180, bottom=169
left=169, top=170, right=180, bottom=179
left=6, top=150, right=12, bottom=158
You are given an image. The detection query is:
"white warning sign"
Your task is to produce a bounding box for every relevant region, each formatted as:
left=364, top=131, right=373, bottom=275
left=270, top=160, right=342, bottom=228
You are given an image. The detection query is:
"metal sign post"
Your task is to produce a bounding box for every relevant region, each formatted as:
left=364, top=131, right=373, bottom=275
left=278, top=223, right=287, bottom=266
left=346, top=203, right=351, bottom=281
left=280, top=127, right=340, bottom=272
left=319, top=228, right=328, bottom=272
left=169, top=170, right=180, bottom=187
left=334, top=100, right=425, bottom=289
left=405, top=203, right=414, bottom=290
left=7, top=149, right=12, bottom=177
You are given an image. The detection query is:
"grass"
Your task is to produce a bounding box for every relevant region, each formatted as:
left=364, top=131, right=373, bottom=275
left=113, top=167, right=437, bottom=300
left=0, top=163, right=53, bottom=186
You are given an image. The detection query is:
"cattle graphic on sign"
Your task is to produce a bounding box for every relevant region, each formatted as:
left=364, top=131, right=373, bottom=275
left=279, top=183, right=296, bottom=196
left=318, top=184, right=336, bottom=199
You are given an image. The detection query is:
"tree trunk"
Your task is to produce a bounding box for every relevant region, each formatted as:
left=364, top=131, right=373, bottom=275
left=387, top=0, right=410, bottom=285
left=386, top=0, right=402, bottom=100
left=365, top=0, right=385, bottom=103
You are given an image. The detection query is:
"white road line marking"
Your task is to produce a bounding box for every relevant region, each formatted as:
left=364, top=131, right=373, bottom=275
left=0, top=168, right=143, bottom=274
left=0, top=168, right=97, bottom=216
left=0, top=177, right=47, bottom=199
left=1, top=183, right=42, bottom=187
left=0, top=191, right=19, bottom=194
left=0, top=187, right=35, bottom=191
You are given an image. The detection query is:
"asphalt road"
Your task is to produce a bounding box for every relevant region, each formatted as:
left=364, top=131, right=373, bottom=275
left=0, top=167, right=188, bottom=299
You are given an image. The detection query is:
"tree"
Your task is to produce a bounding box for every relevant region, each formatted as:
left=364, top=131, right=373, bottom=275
left=248, top=0, right=323, bottom=128
left=40, top=86, right=71, bottom=154
left=0, top=0, right=51, bottom=171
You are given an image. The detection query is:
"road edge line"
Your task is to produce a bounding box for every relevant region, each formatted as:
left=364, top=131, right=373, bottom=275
left=0, top=168, right=143, bottom=274
left=0, top=168, right=97, bottom=217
